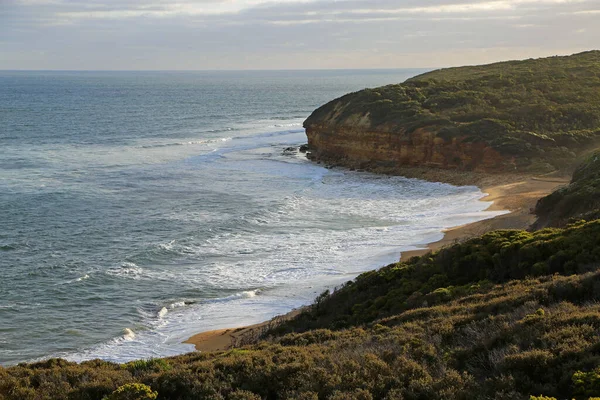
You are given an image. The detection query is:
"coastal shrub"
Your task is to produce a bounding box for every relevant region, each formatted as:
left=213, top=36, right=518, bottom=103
left=104, top=383, right=157, bottom=400
left=124, top=358, right=170, bottom=376
left=573, top=368, right=600, bottom=398
left=228, top=390, right=261, bottom=400
left=2, top=270, right=600, bottom=399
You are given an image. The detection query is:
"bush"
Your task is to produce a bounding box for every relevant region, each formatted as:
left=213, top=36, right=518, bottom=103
left=573, top=368, right=600, bottom=398
left=104, top=383, right=157, bottom=400
left=124, top=358, right=170, bottom=376
left=535, top=151, right=600, bottom=227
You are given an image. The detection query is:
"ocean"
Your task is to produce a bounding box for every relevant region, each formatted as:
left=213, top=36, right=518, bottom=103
left=0, top=69, right=506, bottom=365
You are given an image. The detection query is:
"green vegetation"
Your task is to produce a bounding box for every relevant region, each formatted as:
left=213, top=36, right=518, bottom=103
left=305, top=51, right=600, bottom=171
left=573, top=368, right=600, bottom=398
left=2, top=219, right=600, bottom=399
left=124, top=359, right=171, bottom=377
left=104, top=383, right=157, bottom=400
left=535, top=151, right=600, bottom=227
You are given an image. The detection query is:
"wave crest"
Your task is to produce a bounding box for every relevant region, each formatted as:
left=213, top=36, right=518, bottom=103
left=204, top=289, right=261, bottom=304
left=106, top=262, right=143, bottom=280
left=122, top=328, right=136, bottom=341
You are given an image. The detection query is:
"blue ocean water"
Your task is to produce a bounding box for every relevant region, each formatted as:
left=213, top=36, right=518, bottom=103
left=0, top=70, right=505, bottom=365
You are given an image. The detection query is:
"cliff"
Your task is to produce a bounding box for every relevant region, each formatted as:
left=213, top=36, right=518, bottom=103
left=305, top=51, right=600, bottom=174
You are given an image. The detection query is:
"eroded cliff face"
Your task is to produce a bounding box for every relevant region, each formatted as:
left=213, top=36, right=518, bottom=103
left=305, top=123, right=514, bottom=173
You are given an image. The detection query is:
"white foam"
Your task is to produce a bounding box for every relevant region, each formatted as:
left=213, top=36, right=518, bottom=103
left=122, top=328, right=136, bottom=341
left=57, top=274, right=92, bottom=286
left=157, top=307, right=168, bottom=319
left=140, top=137, right=233, bottom=149
left=158, top=241, right=176, bottom=251
left=106, top=262, right=143, bottom=280
left=169, top=301, right=186, bottom=309
left=204, top=289, right=261, bottom=304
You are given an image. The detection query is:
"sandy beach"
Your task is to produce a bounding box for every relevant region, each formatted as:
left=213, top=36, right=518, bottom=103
left=400, top=174, right=569, bottom=260
left=185, top=308, right=305, bottom=352
left=185, top=173, right=569, bottom=353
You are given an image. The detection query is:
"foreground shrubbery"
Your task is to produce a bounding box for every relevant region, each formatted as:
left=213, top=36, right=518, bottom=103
left=305, top=51, right=600, bottom=171
left=2, top=219, right=600, bottom=399
left=1, top=271, right=600, bottom=399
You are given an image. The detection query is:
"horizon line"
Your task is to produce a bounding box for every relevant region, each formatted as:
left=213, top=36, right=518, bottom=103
left=0, top=67, right=434, bottom=73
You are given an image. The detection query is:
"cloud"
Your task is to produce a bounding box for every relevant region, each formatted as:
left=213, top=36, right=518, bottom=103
left=570, top=9, right=600, bottom=14
left=1, top=0, right=598, bottom=69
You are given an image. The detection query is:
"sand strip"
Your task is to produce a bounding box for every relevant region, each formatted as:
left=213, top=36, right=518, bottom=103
left=184, top=309, right=303, bottom=352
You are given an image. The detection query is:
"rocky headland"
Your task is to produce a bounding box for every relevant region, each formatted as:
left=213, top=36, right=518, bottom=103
left=305, top=51, right=600, bottom=178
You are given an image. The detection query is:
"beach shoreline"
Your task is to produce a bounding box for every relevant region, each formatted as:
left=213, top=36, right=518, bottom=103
left=399, top=173, right=569, bottom=260
left=185, top=172, right=569, bottom=353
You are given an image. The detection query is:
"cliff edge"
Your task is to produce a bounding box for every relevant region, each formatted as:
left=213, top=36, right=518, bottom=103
left=304, top=51, right=600, bottom=174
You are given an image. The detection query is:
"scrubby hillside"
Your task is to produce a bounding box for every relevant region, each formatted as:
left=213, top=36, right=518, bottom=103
left=535, top=151, right=600, bottom=227
left=304, top=51, right=600, bottom=173
left=2, top=221, right=600, bottom=400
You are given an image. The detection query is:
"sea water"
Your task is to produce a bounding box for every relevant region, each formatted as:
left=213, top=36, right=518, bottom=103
left=0, top=70, right=506, bottom=365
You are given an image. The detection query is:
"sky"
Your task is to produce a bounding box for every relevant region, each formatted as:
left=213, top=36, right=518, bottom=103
left=1, top=0, right=599, bottom=70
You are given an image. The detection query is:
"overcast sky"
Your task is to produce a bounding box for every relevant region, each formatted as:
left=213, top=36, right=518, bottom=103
left=1, top=0, right=598, bottom=70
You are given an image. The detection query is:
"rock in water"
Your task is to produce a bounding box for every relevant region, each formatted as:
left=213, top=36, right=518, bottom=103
left=282, top=146, right=297, bottom=155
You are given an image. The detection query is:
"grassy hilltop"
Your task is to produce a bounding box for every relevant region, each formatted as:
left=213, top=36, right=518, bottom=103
left=305, top=51, right=600, bottom=172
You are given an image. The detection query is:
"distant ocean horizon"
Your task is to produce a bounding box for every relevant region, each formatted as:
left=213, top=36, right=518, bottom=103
left=0, top=68, right=432, bottom=72
left=0, top=69, right=505, bottom=365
